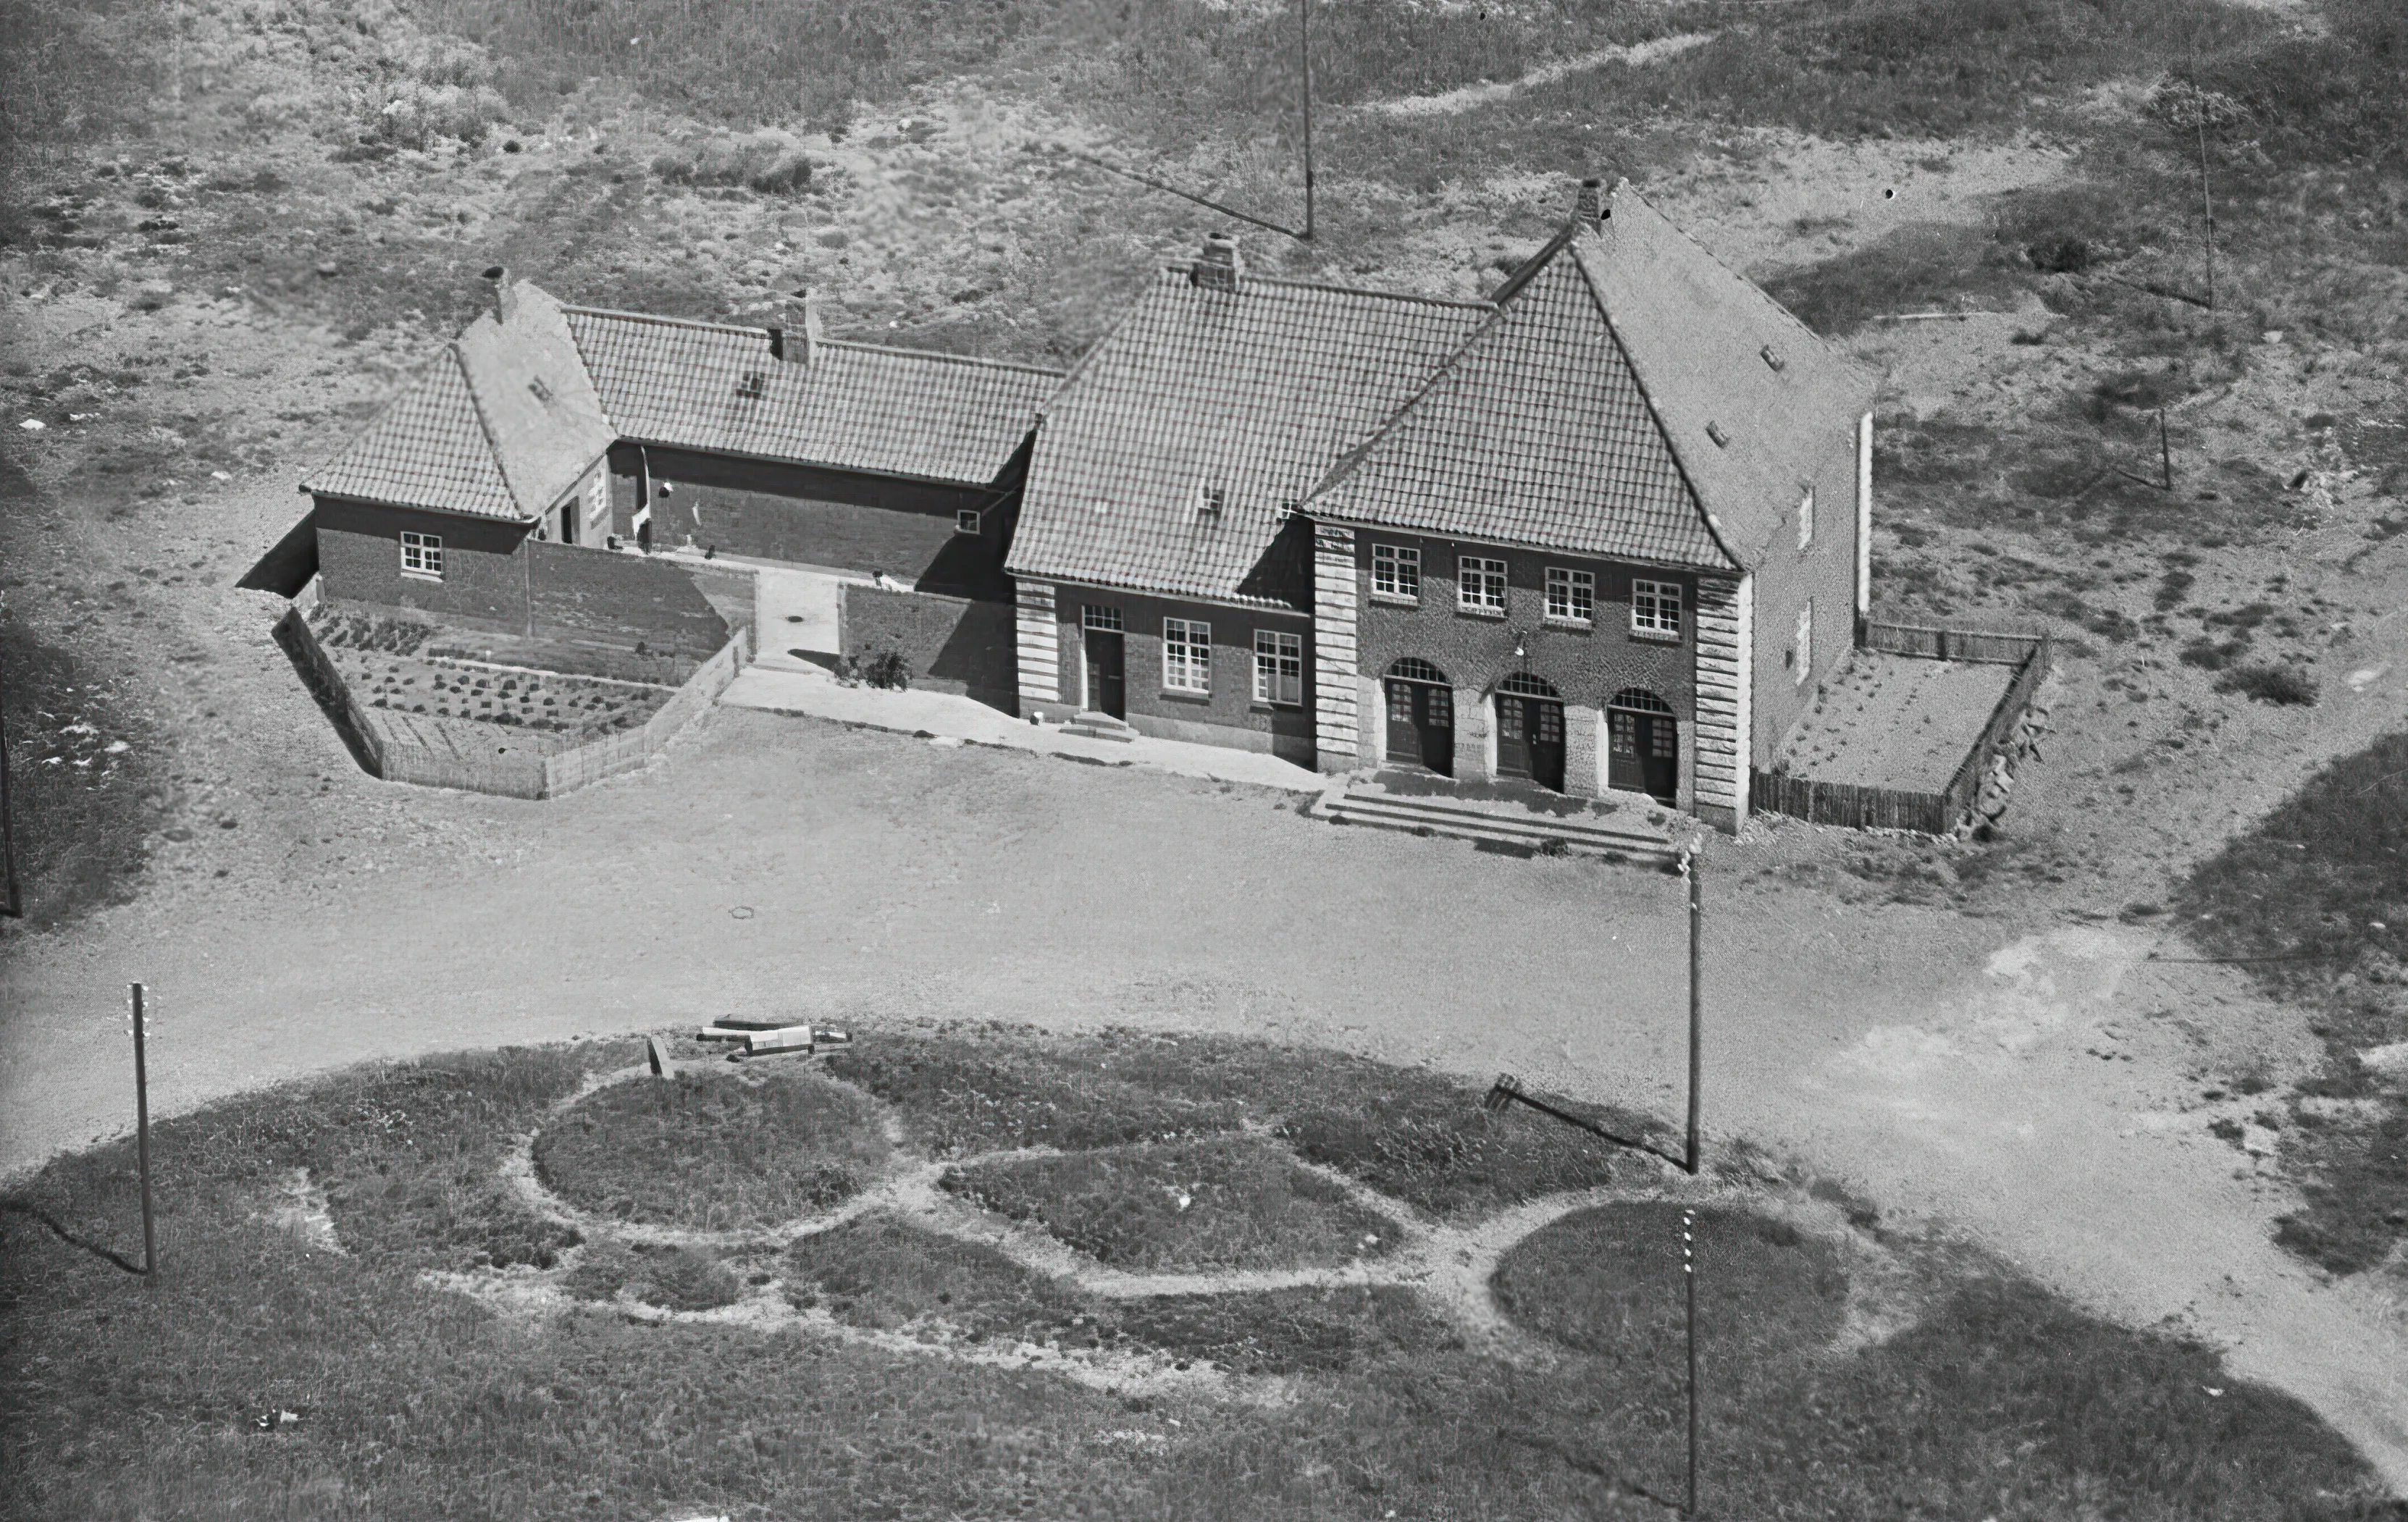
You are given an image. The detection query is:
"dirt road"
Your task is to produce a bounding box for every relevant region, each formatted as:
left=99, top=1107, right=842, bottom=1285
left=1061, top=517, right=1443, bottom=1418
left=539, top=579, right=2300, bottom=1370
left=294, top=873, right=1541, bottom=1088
left=3, top=706, right=2402, bottom=1487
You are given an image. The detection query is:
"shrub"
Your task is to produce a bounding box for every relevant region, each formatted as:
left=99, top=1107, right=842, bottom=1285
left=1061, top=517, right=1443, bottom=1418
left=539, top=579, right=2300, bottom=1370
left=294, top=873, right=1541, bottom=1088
left=368, top=80, right=510, bottom=150
left=2026, top=235, right=2094, bottom=274
left=2216, top=663, right=2319, bottom=706
left=651, top=134, right=813, bottom=193
left=863, top=649, right=912, bottom=690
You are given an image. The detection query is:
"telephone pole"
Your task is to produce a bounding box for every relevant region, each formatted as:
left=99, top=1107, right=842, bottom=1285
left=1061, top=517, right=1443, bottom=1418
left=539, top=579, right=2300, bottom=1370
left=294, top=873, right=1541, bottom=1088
left=130, top=983, right=157, bottom=1276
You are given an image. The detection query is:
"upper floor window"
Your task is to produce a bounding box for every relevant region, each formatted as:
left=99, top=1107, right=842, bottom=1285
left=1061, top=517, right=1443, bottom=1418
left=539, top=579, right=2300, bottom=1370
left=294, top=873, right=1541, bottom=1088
left=1545, top=567, right=1594, bottom=627
left=1798, top=487, right=1816, bottom=550
left=400, top=531, right=443, bottom=581
left=1458, top=557, right=1507, bottom=615
left=956, top=509, right=982, bottom=535
left=1254, top=630, right=1302, bottom=707
left=1372, top=543, right=1419, bottom=602
left=1083, top=605, right=1123, bottom=631
left=1632, top=579, right=1682, bottom=639
left=1164, top=618, right=1211, bottom=693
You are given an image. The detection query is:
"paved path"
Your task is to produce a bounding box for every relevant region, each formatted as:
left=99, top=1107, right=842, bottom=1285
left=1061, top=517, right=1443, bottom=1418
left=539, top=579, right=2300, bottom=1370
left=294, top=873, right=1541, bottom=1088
left=1, top=712, right=2400, bottom=1489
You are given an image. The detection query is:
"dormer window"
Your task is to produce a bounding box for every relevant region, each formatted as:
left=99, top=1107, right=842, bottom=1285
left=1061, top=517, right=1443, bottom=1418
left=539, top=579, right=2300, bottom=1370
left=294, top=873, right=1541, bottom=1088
left=527, top=377, right=553, bottom=403
left=1760, top=345, right=1784, bottom=373
left=1198, top=484, right=1225, bottom=517
left=1706, top=421, right=1729, bottom=447
left=735, top=371, right=765, bottom=400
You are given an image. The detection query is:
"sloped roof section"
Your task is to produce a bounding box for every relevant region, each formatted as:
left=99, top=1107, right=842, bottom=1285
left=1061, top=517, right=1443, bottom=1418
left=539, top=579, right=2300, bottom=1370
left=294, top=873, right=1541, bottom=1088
left=299, top=348, right=520, bottom=518
left=1574, top=181, right=1881, bottom=567
left=1007, top=267, right=1492, bottom=610
left=561, top=307, right=1060, bottom=487
left=1307, top=255, right=1732, bottom=571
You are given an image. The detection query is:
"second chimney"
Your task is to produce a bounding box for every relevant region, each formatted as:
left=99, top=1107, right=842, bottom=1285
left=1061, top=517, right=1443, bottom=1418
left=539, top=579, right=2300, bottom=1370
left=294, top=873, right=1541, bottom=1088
left=1191, top=232, right=1243, bottom=293
left=1573, top=177, right=1604, bottom=227
left=482, top=264, right=516, bottom=323
left=770, top=289, right=824, bottom=363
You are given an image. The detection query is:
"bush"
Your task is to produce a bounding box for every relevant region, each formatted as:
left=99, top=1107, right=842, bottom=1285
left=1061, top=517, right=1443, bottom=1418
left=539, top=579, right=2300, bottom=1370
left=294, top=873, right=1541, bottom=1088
left=2216, top=663, right=2319, bottom=706
left=2026, top=235, right=2094, bottom=274
left=651, top=133, right=813, bottom=193
left=863, top=649, right=913, bottom=690
left=368, top=79, right=510, bottom=150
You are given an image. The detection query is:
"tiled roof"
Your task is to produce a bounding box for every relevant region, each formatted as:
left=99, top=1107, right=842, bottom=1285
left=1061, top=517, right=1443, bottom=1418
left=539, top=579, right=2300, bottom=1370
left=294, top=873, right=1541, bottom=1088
left=1574, top=182, right=1880, bottom=567
left=1310, top=180, right=1881, bottom=573
left=1306, top=254, right=1732, bottom=571
left=560, top=307, right=1060, bottom=487
left=1007, top=266, right=1492, bottom=610
left=300, top=346, right=519, bottom=518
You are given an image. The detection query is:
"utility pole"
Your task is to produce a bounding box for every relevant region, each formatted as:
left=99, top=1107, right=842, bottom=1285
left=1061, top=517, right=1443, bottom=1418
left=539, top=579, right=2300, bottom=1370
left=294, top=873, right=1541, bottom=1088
left=130, top=983, right=157, bottom=1277
left=0, top=656, right=20, bottom=919
left=1297, top=0, right=1316, bottom=241
left=1684, top=1207, right=1700, bottom=1520
left=1682, top=846, right=1702, bottom=1177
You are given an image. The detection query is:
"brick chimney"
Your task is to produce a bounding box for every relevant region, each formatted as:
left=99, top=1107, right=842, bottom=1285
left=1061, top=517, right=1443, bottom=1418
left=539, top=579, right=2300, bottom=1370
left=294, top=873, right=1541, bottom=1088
left=1191, top=232, right=1243, bottom=293
left=482, top=264, right=513, bottom=322
left=1573, top=178, right=1604, bottom=227
left=768, top=288, right=823, bottom=363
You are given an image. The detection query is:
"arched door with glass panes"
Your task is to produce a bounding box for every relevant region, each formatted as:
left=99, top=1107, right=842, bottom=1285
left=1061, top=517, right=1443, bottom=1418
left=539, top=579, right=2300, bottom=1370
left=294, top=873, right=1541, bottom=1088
left=1494, top=672, right=1566, bottom=792
left=1383, top=658, right=1453, bottom=776
left=1607, top=688, right=1677, bottom=803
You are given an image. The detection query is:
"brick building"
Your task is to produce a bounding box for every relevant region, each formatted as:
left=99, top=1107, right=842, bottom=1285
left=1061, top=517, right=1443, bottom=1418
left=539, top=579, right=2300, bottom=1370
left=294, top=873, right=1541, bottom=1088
left=261, top=178, right=1876, bottom=833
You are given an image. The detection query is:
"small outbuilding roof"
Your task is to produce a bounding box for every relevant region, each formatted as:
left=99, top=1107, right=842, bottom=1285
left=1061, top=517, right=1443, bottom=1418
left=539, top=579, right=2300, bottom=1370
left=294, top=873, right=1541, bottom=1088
left=1006, top=259, right=1492, bottom=610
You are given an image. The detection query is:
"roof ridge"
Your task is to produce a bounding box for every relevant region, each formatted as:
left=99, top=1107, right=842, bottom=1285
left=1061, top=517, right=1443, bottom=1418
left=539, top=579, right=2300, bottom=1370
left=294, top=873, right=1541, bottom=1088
left=447, top=338, right=530, bottom=518
left=1152, top=264, right=1498, bottom=312
left=1600, top=179, right=1854, bottom=375
left=1485, top=218, right=1580, bottom=307
left=561, top=303, right=1067, bottom=376
left=1301, top=289, right=1518, bottom=505
left=1569, top=243, right=1739, bottom=571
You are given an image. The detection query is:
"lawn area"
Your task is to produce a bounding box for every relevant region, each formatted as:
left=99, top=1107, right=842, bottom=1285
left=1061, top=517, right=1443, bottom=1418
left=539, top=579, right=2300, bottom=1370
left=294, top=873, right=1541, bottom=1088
left=1, top=1026, right=2396, bottom=1521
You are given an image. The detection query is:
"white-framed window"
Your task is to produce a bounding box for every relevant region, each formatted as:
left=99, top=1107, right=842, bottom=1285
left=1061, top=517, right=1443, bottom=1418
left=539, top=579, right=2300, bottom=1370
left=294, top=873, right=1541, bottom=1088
left=1545, top=567, right=1594, bottom=626
left=1795, top=600, right=1814, bottom=683
left=1631, top=579, right=1682, bottom=639
left=1372, top=543, right=1420, bottom=602
left=400, top=531, right=443, bottom=581
left=587, top=471, right=607, bottom=529
left=1083, top=605, right=1123, bottom=631
left=1458, top=556, right=1507, bottom=615
left=956, top=509, right=982, bottom=535
left=1798, top=486, right=1816, bottom=550
left=1254, top=629, right=1302, bottom=707
left=1163, top=618, right=1211, bottom=693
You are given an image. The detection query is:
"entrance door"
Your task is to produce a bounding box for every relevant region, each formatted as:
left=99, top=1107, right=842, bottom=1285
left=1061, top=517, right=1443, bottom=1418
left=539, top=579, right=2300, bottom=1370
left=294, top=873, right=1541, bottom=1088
left=1383, top=679, right=1453, bottom=775
left=1608, top=706, right=1678, bottom=803
left=1083, top=629, right=1125, bottom=718
left=1495, top=695, right=1566, bottom=791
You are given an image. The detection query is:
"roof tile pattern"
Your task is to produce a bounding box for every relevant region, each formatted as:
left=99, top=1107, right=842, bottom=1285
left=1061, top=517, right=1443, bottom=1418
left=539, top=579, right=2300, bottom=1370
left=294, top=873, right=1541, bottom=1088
left=463, top=286, right=617, bottom=515
left=301, top=348, right=519, bottom=518
left=1307, top=255, right=1732, bottom=571
left=1007, top=269, right=1491, bottom=609
left=561, top=308, right=1059, bottom=487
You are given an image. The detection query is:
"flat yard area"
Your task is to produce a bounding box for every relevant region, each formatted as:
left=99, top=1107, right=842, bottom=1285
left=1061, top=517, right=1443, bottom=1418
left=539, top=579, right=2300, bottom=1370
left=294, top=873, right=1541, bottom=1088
left=1777, top=651, right=2018, bottom=793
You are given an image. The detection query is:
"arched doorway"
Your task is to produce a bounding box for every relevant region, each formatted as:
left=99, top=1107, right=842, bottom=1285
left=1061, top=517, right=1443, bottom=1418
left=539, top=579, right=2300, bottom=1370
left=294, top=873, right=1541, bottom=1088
left=1383, top=658, right=1453, bottom=776
left=1607, top=688, right=1677, bottom=803
left=1495, top=672, right=1566, bottom=792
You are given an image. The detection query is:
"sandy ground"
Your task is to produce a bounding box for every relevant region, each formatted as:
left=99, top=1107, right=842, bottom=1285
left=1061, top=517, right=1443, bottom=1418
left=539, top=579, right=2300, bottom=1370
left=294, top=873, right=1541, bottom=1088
left=1779, top=649, right=2020, bottom=792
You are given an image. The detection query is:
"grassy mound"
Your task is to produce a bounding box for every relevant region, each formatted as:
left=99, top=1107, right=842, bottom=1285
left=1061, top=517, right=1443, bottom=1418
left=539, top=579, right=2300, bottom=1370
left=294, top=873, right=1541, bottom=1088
left=821, top=1035, right=1246, bottom=1154
left=945, top=1135, right=1399, bottom=1274
left=563, top=1242, right=745, bottom=1312
left=784, top=1213, right=1087, bottom=1344
left=532, top=1069, right=891, bottom=1231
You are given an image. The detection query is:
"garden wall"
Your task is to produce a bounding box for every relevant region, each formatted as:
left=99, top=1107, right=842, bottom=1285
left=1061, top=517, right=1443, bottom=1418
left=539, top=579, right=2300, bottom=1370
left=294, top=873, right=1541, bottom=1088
left=840, top=584, right=1018, bottom=710
left=527, top=541, right=730, bottom=658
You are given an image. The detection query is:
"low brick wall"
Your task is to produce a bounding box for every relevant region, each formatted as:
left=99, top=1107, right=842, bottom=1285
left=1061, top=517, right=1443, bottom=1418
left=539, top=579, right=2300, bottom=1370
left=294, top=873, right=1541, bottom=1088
left=528, top=541, right=730, bottom=658
left=280, top=600, right=751, bottom=800
left=841, top=585, right=1017, bottom=710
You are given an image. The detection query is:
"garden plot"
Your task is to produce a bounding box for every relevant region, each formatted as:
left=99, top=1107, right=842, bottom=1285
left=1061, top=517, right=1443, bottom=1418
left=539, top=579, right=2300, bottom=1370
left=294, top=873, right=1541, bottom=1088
left=320, top=644, right=674, bottom=748
left=1776, top=650, right=2018, bottom=794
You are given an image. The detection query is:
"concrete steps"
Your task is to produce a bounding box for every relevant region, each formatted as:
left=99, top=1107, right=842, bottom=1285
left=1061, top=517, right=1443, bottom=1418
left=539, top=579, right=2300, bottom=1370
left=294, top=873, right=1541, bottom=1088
left=1060, top=711, right=1137, bottom=742
left=1319, top=786, right=1680, bottom=862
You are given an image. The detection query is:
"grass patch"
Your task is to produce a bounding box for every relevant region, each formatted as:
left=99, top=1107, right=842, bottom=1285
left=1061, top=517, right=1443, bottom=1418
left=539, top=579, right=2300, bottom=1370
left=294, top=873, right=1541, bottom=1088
left=532, top=1067, right=891, bottom=1230
left=1763, top=222, right=2021, bottom=334
left=563, top=1240, right=744, bottom=1311
left=0, top=618, right=166, bottom=928
left=944, top=1135, right=1400, bottom=1273
left=784, top=1212, right=1087, bottom=1340
left=2215, top=663, right=2320, bottom=707
left=821, top=1031, right=1247, bottom=1154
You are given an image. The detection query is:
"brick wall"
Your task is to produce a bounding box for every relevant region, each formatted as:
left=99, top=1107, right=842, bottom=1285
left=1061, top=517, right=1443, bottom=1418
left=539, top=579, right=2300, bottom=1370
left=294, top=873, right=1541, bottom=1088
left=842, top=584, right=1018, bottom=710
left=628, top=445, right=1015, bottom=595
left=314, top=497, right=532, bottom=628
left=1048, top=585, right=1316, bottom=763
left=527, top=541, right=729, bottom=657
left=1745, top=424, right=1861, bottom=767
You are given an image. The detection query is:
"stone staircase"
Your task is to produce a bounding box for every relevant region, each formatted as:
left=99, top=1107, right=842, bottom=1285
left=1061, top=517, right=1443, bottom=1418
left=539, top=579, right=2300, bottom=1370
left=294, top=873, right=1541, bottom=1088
left=1315, top=779, right=1683, bottom=862
left=1059, top=710, right=1138, bottom=742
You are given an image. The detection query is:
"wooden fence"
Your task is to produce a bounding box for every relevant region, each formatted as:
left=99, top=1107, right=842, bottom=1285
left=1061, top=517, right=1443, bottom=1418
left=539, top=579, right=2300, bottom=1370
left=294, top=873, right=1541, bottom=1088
left=280, top=603, right=752, bottom=800
left=1753, top=626, right=2054, bottom=836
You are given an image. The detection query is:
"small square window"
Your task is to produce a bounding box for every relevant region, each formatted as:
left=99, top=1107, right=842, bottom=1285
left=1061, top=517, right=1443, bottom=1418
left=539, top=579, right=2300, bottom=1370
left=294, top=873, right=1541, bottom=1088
left=1372, top=544, right=1420, bottom=602
left=1082, top=605, right=1123, bottom=632
left=1164, top=618, right=1211, bottom=693
left=956, top=509, right=982, bottom=535
left=527, top=377, right=553, bottom=403
left=1254, top=629, right=1302, bottom=707
left=1545, top=567, right=1594, bottom=626
left=1795, top=600, right=1814, bottom=684
left=400, top=530, right=444, bottom=581
left=1798, top=487, right=1816, bottom=550
left=734, top=371, right=765, bottom=400
left=1198, top=484, right=1225, bottom=517
left=1632, top=579, right=1682, bottom=639
left=1458, top=557, right=1507, bottom=615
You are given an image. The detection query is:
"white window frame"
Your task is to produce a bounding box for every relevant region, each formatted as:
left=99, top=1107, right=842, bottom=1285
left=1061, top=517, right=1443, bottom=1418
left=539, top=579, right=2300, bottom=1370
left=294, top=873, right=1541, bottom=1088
left=1372, top=543, right=1420, bottom=603
left=1545, top=567, right=1595, bottom=627
left=1458, top=556, right=1507, bottom=616
left=1798, top=486, right=1816, bottom=550
left=1795, top=600, right=1814, bottom=684
left=399, top=531, right=444, bottom=581
left=1631, top=579, right=1682, bottom=640
left=956, top=509, right=982, bottom=535
left=1254, top=629, right=1303, bottom=707
left=1163, top=618, right=1211, bottom=694
left=1082, top=605, right=1123, bottom=632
